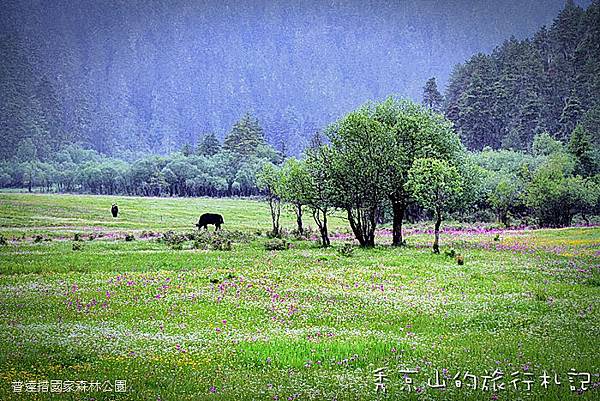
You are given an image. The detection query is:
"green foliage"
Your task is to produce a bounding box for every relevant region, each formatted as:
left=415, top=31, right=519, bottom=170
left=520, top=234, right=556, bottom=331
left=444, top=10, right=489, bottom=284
left=445, top=1, right=600, bottom=150
left=422, top=77, right=444, bottom=112
left=489, top=178, right=521, bottom=226
left=407, top=158, right=463, bottom=252
left=524, top=153, right=582, bottom=227
left=16, top=138, right=37, bottom=162
left=278, top=158, right=312, bottom=234
left=532, top=132, right=564, bottom=156
left=278, top=158, right=311, bottom=207
left=257, top=163, right=283, bottom=237
left=303, top=134, right=334, bottom=247
left=196, top=132, right=221, bottom=157
left=223, top=113, right=266, bottom=159
left=325, top=97, right=465, bottom=247
left=337, top=242, right=355, bottom=257
left=325, top=105, right=391, bottom=247
left=407, top=158, right=463, bottom=214
left=0, top=142, right=281, bottom=197
left=568, top=125, right=599, bottom=177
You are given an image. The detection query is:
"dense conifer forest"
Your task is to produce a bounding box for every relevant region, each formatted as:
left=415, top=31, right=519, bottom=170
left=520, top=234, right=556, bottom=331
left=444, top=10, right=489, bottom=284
left=0, top=0, right=599, bottom=229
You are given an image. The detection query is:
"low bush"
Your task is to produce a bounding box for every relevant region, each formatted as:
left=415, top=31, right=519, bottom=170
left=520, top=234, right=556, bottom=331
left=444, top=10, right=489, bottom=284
left=264, top=238, right=289, bottom=251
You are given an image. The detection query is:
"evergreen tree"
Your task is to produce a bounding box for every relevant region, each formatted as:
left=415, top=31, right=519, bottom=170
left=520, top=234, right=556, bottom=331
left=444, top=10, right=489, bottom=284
left=559, top=91, right=584, bottom=140
left=223, top=113, right=266, bottom=159
left=568, top=124, right=599, bottom=177
left=444, top=1, right=598, bottom=151
left=455, top=55, right=500, bottom=150
left=422, top=77, right=444, bottom=112
left=579, top=105, right=600, bottom=147
left=180, top=143, right=193, bottom=157
left=196, top=132, right=221, bottom=157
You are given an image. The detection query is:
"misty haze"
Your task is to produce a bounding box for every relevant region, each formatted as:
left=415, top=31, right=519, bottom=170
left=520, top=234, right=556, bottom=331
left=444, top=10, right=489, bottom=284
left=0, top=1, right=599, bottom=400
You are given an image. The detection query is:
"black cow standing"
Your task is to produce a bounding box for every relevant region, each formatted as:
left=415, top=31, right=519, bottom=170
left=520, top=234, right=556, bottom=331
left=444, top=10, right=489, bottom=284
left=196, top=213, right=224, bottom=231
left=111, top=203, right=119, bottom=218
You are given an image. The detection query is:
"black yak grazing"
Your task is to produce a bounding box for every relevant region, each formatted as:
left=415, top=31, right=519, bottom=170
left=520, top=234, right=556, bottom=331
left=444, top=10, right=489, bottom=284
left=111, top=203, right=119, bottom=218
left=196, top=213, right=224, bottom=231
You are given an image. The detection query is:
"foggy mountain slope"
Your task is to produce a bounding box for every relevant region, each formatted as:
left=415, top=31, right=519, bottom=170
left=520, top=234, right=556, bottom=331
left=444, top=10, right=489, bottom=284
left=0, top=0, right=591, bottom=158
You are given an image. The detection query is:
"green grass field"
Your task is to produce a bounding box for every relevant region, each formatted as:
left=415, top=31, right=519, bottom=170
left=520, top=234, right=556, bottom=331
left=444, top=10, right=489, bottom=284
left=0, top=193, right=599, bottom=400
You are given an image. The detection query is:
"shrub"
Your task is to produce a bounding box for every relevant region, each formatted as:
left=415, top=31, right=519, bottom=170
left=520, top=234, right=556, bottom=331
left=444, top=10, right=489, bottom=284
left=291, top=227, right=316, bottom=241
left=338, top=243, right=354, bottom=257
left=266, top=230, right=282, bottom=239
left=0, top=234, right=7, bottom=246
left=73, top=233, right=82, bottom=241
left=34, top=235, right=44, bottom=243
left=125, top=234, right=135, bottom=241
left=444, top=248, right=456, bottom=258
left=160, top=230, right=187, bottom=247
left=533, top=287, right=548, bottom=302
left=140, top=230, right=158, bottom=238
left=72, top=242, right=83, bottom=251
left=163, top=230, right=248, bottom=250
left=211, top=238, right=232, bottom=251
left=264, top=238, right=289, bottom=251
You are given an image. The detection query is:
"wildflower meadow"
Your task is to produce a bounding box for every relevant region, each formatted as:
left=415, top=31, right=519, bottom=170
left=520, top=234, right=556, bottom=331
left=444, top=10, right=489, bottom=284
left=0, top=193, right=598, bottom=400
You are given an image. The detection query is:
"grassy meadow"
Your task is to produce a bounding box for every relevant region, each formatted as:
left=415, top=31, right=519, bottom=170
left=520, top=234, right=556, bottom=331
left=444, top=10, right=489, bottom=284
left=0, top=193, right=599, bottom=400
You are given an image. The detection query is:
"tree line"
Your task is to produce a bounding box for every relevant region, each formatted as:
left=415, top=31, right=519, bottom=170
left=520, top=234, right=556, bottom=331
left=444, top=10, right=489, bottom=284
left=0, top=113, right=281, bottom=197
left=2, top=97, right=599, bottom=250
left=257, top=98, right=600, bottom=249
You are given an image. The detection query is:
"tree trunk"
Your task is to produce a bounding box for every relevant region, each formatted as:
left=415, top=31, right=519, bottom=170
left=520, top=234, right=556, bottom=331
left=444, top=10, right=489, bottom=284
left=320, top=213, right=330, bottom=247
left=365, top=207, right=377, bottom=247
left=433, top=209, right=442, bottom=254
left=312, top=208, right=330, bottom=247
left=347, top=208, right=366, bottom=246
left=269, top=197, right=280, bottom=237
left=296, top=204, right=303, bottom=234
left=500, top=211, right=508, bottom=227
left=392, top=201, right=406, bottom=246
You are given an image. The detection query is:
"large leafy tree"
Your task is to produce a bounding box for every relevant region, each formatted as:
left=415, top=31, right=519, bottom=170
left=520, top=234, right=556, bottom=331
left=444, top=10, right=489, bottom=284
left=326, top=105, right=392, bottom=247
left=372, top=98, right=464, bottom=246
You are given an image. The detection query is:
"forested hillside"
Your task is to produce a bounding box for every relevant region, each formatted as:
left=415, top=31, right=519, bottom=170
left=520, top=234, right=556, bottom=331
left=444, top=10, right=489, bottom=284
left=444, top=0, right=600, bottom=150
left=0, top=0, right=586, bottom=160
